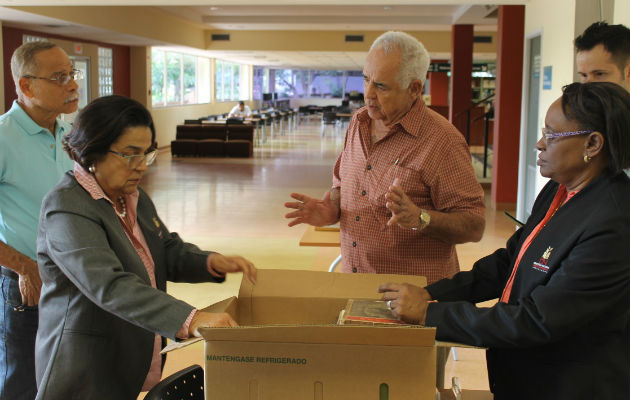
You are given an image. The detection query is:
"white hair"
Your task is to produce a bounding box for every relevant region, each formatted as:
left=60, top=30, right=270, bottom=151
left=370, top=31, right=430, bottom=87
left=10, top=40, right=58, bottom=99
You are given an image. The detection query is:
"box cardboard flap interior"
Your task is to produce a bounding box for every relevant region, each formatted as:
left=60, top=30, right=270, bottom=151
left=199, top=324, right=435, bottom=346
left=237, top=269, right=427, bottom=326
left=161, top=296, right=238, bottom=354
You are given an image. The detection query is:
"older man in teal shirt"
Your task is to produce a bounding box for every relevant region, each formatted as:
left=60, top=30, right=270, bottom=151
left=0, top=41, right=79, bottom=400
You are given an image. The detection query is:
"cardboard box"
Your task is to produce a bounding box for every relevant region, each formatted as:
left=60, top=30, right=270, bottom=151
left=166, top=269, right=440, bottom=400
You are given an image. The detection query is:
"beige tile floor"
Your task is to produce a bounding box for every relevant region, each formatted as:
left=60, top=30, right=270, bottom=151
left=137, top=120, right=516, bottom=398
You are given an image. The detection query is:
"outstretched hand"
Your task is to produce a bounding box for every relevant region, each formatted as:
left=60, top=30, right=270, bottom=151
left=209, top=254, right=257, bottom=284
left=284, top=191, right=339, bottom=227
left=385, top=178, right=421, bottom=229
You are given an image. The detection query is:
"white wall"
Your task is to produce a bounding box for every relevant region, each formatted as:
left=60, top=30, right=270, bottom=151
left=524, top=0, right=578, bottom=196
left=615, top=0, right=630, bottom=25
left=517, top=0, right=629, bottom=219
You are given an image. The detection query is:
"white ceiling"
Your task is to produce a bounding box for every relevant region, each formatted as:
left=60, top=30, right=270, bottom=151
left=0, top=2, right=504, bottom=69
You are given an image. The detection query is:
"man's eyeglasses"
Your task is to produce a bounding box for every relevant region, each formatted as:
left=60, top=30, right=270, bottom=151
left=542, top=127, right=593, bottom=145
left=108, top=149, right=158, bottom=169
left=23, top=69, right=84, bottom=86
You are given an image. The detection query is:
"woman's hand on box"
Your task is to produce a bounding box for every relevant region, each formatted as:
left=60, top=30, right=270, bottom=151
left=188, top=311, right=238, bottom=337
left=209, top=253, right=257, bottom=284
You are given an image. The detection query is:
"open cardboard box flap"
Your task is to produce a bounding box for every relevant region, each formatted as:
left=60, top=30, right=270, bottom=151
left=163, top=269, right=443, bottom=354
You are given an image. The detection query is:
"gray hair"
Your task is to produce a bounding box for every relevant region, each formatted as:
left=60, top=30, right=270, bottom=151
left=10, top=41, right=58, bottom=97
left=370, top=31, right=430, bottom=87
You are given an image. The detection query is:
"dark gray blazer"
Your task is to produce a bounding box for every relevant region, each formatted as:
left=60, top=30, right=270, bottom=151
left=35, top=172, right=224, bottom=400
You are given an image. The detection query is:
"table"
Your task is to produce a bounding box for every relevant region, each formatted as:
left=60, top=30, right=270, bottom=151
left=299, top=226, right=342, bottom=272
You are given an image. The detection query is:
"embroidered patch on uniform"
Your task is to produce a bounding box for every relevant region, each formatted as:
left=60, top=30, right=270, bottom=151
left=532, top=246, right=552, bottom=273
left=153, top=217, right=163, bottom=238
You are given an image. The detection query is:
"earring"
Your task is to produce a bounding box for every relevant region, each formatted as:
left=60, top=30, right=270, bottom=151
left=583, top=155, right=591, bottom=164
left=88, top=165, right=96, bottom=173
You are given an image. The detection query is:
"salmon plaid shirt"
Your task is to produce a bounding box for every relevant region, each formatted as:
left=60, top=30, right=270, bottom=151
left=332, top=100, right=485, bottom=284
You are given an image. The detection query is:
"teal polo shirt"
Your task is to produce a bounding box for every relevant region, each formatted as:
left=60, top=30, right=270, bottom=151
left=0, top=101, right=74, bottom=261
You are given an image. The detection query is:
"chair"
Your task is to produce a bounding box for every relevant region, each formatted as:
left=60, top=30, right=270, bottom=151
left=321, top=111, right=339, bottom=136
left=143, top=364, right=203, bottom=400
left=226, top=117, right=244, bottom=125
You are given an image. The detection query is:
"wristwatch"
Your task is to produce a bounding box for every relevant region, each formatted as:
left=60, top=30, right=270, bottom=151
left=411, top=209, right=431, bottom=231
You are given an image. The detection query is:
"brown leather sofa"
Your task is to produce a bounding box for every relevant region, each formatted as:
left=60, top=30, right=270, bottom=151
left=171, top=124, right=254, bottom=158
left=226, top=124, right=254, bottom=157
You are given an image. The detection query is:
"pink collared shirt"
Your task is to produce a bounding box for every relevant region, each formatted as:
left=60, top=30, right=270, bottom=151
left=73, top=163, right=206, bottom=391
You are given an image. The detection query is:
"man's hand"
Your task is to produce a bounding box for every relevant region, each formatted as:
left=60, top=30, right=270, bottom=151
left=209, top=254, right=257, bottom=284
left=284, top=191, right=339, bottom=227
left=18, top=260, right=41, bottom=306
left=385, top=178, right=422, bottom=229
left=378, top=282, right=433, bottom=325
left=188, top=311, right=238, bottom=337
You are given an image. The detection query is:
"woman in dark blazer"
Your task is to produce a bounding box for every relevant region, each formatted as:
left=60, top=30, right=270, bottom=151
left=380, top=82, right=630, bottom=400
left=35, top=96, right=256, bottom=400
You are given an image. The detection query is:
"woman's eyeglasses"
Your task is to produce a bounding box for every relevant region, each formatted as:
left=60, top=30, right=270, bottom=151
left=108, top=149, right=158, bottom=169
left=542, top=127, right=593, bottom=145
left=23, top=69, right=84, bottom=86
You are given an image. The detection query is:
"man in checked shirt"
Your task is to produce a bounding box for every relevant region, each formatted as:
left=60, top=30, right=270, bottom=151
left=286, top=31, right=485, bottom=285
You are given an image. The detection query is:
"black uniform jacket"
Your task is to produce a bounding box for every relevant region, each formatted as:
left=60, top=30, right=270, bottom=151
left=425, top=171, right=630, bottom=400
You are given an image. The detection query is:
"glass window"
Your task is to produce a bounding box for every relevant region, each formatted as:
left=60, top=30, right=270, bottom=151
left=344, top=71, right=365, bottom=95
left=215, top=59, right=244, bottom=101
left=151, top=49, right=165, bottom=106
left=256, top=68, right=360, bottom=100
left=151, top=48, right=245, bottom=107
left=98, top=47, right=113, bottom=97
left=215, top=60, right=224, bottom=101
left=183, top=55, right=196, bottom=104
left=166, top=52, right=182, bottom=104
left=23, top=34, right=46, bottom=43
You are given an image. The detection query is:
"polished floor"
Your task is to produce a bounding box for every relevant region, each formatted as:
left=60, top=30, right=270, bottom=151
left=137, top=119, right=516, bottom=397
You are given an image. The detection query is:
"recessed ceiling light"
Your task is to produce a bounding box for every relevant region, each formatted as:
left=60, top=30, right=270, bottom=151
left=210, top=6, right=220, bottom=11
left=383, top=6, right=392, bottom=11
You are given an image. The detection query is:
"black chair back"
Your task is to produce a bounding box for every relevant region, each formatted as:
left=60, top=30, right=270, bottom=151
left=226, top=117, right=244, bottom=125
left=143, top=365, right=203, bottom=400
left=322, top=112, right=338, bottom=124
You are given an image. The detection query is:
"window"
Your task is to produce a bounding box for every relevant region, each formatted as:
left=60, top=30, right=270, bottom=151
left=98, top=47, right=113, bottom=97
left=166, top=52, right=182, bottom=104
left=151, top=49, right=166, bottom=105
left=23, top=34, right=45, bottom=43
left=182, top=55, right=196, bottom=104
left=255, top=68, right=360, bottom=99
left=151, top=48, right=212, bottom=107
left=215, top=59, right=249, bottom=102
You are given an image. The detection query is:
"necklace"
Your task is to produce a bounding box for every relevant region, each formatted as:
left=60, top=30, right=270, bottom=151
left=115, top=196, right=127, bottom=219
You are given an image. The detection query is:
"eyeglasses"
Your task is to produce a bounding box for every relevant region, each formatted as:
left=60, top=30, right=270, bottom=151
left=541, top=127, right=593, bottom=145
left=23, top=69, right=84, bottom=86
left=108, top=149, right=158, bottom=169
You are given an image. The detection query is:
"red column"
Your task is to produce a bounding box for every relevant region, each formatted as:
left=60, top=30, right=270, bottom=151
left=491, top=5, right=525, bottom=206
left=448, top=25, right=473, bottom=136
left=428, top=72, right=448, bottom=106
